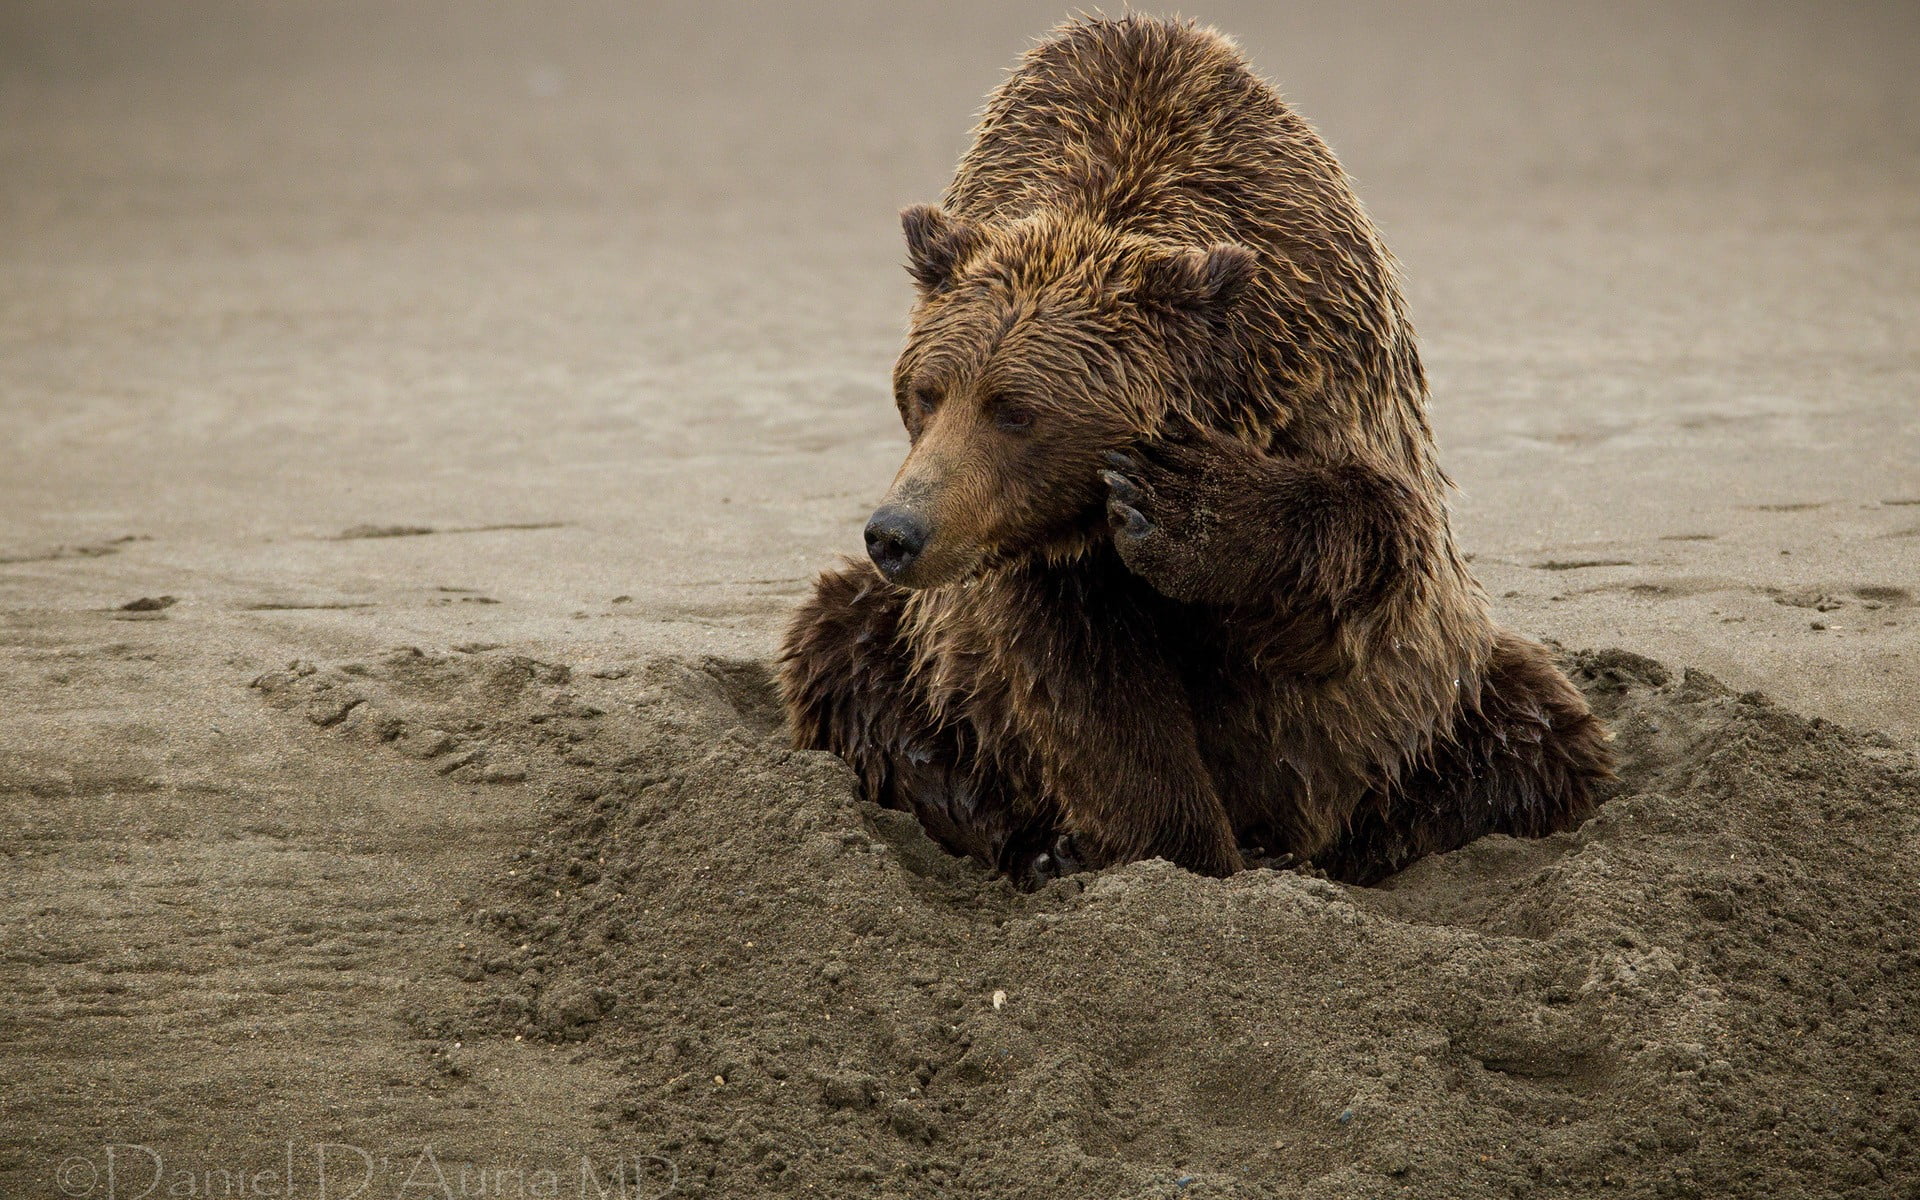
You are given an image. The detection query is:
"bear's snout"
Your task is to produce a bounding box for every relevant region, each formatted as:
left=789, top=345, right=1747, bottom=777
left=865, top=506, right=930, bottom=582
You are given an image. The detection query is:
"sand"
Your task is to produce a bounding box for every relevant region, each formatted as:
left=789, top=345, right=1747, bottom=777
left=3, top=2, right=1917, bottom=1197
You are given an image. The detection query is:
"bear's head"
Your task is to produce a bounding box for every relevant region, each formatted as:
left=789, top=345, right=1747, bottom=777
left=865, top=204, right=1256, bottom=589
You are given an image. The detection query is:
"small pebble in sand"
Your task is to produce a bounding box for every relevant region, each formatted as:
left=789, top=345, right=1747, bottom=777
left=119, top=595, right=176, bottom=611
left=480, top=760, right=528, bottom=783
left=401, top=729, right=457, bottom=759
left=991, top=989, right=1007, bottom=1010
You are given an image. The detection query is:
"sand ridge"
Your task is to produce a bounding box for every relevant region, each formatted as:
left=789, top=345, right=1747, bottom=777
left=232, top=641, right=1918, bottom=1197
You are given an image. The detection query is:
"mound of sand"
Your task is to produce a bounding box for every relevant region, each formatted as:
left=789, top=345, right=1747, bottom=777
left=251, top=646, right=1920, bottom=1199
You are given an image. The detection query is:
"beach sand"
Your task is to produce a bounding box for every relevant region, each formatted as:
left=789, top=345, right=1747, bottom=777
left=3, top=3, right=1916, bottom=1196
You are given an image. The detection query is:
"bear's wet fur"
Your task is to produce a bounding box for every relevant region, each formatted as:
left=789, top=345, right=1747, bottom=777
left=780, top=14, right=1613, bottom=885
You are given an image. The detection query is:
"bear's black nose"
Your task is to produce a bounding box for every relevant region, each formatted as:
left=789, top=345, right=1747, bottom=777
left=865, top=507, right=929, bottom=581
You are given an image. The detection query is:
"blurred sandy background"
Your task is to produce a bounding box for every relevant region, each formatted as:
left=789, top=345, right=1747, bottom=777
left=4, top=0, right=1915, bottom=729
left=2, top=1, right=1916, bottom=1192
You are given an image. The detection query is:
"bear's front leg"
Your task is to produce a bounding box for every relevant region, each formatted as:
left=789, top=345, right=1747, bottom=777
left=780, top=559, right=1060, bottom=876
left=1038, top=696, right=1246, bottom=879
left=996, top=567, right=1246, bottom=878
left=1102, top=422, right=1430, bottom=616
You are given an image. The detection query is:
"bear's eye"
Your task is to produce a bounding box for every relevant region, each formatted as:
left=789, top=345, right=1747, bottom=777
left=910, top=386, right=942, bottom=416
left=989, top=396, right=1034, bottom=432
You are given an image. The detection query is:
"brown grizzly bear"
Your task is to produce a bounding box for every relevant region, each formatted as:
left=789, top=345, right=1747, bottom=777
left=780, top=14, right=1612, bottom=885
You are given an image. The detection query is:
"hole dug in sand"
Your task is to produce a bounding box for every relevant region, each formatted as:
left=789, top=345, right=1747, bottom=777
left=255, top=645, right=1920, bottom=1198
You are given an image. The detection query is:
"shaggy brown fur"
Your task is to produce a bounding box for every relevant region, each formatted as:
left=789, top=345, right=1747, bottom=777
left=780, top=14, right=1612, bottom=885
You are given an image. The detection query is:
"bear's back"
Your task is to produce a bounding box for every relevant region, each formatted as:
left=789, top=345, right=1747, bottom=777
left=949, top=17, right=1370, bottom=266
left=948, top=15, right=1430, bottom=471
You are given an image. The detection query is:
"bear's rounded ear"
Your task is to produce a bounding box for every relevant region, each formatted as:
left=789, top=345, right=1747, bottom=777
left=1139, top=243, right=1258, bottom=310
left=902, top=204, right=980, bottom=294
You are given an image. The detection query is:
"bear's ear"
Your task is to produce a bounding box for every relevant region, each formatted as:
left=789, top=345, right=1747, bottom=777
left=902, top=204, right=980, bottom=294
left=1138, top=243, right=1258, bottom=310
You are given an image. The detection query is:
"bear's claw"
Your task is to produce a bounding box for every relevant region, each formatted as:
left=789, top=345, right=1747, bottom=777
left=1111, top=505, right=1153, bottom=538
left=1103, top=461, right=1157, bottom=539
